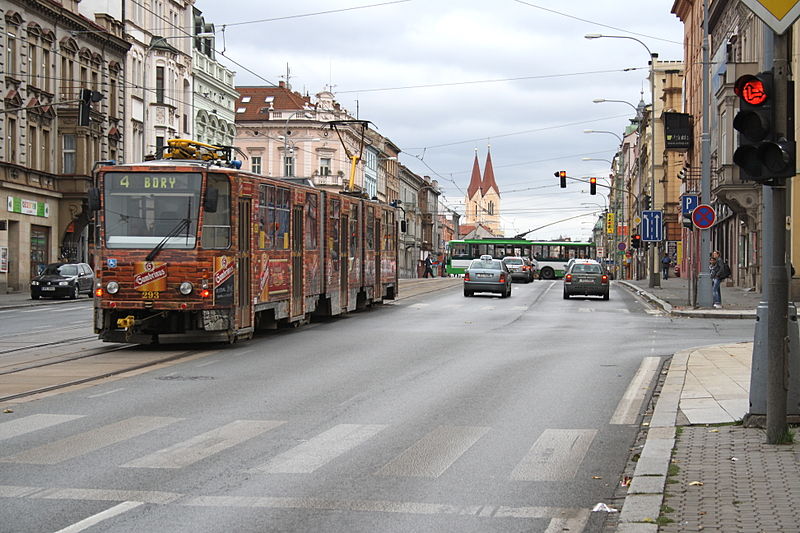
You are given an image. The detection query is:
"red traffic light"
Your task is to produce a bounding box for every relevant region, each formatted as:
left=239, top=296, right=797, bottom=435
left=734, top=75, right=768, bottom=105
left=589, top=177, right=597, bottom=195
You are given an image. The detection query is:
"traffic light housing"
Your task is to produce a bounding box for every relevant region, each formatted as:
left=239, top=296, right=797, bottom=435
left=631, top=234, right=642, bottom=249
left=732, top=71, right=795, bottom=180
left=555, top=170, right=567, bottom=188
left=589, top=177, right=597, bottom=195
left=78, top=88, right=104, bottom=127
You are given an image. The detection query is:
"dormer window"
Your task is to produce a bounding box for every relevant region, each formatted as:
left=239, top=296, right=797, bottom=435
left=241, top=96, right=251, bottom=103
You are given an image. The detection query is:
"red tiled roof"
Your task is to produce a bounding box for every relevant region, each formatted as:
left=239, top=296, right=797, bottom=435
left=234, top=83, right=311, bottom=122
left=466, top=152, right=482, bottom=199
left=481, top=148, right=500, bottom=197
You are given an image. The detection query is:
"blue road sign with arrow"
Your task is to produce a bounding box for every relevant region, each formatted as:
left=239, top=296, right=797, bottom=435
left=641, top=210, right=663, bottom=242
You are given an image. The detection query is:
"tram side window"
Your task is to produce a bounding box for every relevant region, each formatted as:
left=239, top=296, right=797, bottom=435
left=349, top=204, right=359, bottom=256
left=201, top=174, right=231, bottom=249
left=305, top=193, right=318, bottom=250
left=366, top=208, right=375, bottom=250
left=258, top=184, right=290, bottom=250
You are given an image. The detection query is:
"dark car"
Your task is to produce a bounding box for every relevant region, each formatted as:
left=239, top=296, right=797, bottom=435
left=30, top=262, right=95, bottom=300
left=464, top=255, right=512, bottom=297
left=563, top=260, right=609, bottom=300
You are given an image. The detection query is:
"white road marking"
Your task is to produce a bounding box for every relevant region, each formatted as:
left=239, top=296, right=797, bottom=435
left=510, top=429, right=597, bottom=481
left=544, top=509, right=591, bottom=532
left=578, top=308, right=594, bottom=313
left=610, top=356, right=661, bottom=425
left=512, top=306, right=528, bottom=311
left=122, top=420, right=284, bottom=469
left=257, top=423, right=387, bottom=474
left=195, top=360, right=219, bottom=368
left=1, top=483, right=587, bottom=521
left=53, top=501, right=143, bottom=533
left=0, top=414, right=84, bottom=441
left=87, top=388, right=125, bottom=398
left=0, top=416, right=179, bottom=465
left=409, top=303, right=430, bottom=309
left=376, top=425, right=489, bottom=478
left=480, top=306, right=496, bottom=310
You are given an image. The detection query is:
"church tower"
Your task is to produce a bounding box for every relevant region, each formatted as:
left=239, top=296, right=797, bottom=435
left=464, top=148, right=501, bottom=234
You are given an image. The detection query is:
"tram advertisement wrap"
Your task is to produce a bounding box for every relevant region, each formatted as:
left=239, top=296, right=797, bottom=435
left=133, top=262, right=167, bottom=291
left=214, top=256, right=234, bottom=305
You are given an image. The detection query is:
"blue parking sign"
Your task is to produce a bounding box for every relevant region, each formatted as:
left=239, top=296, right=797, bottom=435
left=681, top=194, right=699, bottom=215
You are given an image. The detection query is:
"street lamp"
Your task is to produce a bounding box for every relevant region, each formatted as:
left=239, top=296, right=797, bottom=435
left=282, top=111, right=314, bottom=177
left=584, top=129, right=623, bottom=144
left=586, top=33, right=659, bottom=288
left=592, top=98, right=640, bottom=115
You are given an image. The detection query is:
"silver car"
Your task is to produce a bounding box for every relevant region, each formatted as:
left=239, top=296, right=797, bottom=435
left=464, top=255, right=512, bottom=297
left=502, top=256, right=535, bottom=283
left=563, top=260, right=609, bottom=300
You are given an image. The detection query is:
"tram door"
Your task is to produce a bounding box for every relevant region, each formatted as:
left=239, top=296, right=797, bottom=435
left=340, top=213, right=349, bottom=309
left=237, top=198, right=252, bottom=327
left=291, top=205, right=303, bottom=318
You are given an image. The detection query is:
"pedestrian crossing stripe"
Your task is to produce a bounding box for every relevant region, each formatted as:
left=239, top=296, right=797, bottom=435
left=1, top=415, right=599, bottom=483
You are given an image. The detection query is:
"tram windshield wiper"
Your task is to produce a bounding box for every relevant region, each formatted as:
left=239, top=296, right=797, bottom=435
left=145, top=217, right=190, bottom=262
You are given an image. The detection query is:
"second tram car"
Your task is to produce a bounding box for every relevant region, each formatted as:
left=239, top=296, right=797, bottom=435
left=90, top=141, right=398, bottom=344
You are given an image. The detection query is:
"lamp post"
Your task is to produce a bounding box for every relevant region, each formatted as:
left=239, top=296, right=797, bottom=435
left=282, top=111, right=314, bottom=177
left=586, top=33, right=659, bottom=288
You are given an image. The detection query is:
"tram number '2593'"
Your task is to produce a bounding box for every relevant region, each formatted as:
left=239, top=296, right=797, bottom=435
left=141, top=291, right=160, bottom=300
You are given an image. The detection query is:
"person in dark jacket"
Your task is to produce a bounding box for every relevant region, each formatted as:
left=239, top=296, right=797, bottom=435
left=710, top=253, right=722, bottom=308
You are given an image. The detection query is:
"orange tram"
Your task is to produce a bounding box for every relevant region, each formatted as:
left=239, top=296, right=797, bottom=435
left=89, top=140, right=398, bottom=344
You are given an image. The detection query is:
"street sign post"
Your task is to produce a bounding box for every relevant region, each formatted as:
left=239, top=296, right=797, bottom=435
left=691, top=204, right=716, bottom=230
left=681, top=194, right=699, bottom=214
left=740, top=0, right=800, bottom=35
left=641, top=210, right=663, bottom=242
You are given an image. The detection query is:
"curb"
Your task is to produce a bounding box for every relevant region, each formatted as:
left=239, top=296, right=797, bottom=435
left=615, top=348, right=692, bottom=532
left=616, top=280, right=756, bottom=319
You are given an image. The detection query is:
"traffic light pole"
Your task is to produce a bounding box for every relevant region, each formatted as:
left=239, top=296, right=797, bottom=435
left=697, top=0, right=712, bottom=307
left=764, top=30, right=789, bottom=444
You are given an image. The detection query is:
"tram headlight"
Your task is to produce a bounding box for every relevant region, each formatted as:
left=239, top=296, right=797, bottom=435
left=179, top=281, right=193, bottom=295
left=106, top=281, right=120, bottom=294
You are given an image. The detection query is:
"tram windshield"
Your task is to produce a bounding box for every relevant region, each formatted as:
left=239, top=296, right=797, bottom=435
left=103, top=172, right=202, bottom=249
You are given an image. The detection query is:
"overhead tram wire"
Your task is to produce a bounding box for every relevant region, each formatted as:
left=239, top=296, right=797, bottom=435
left=216, top=1, right=412, bottom=27
left=336, top=67, right=647, bottom=94
left=511, top=0, right=682, bottom=45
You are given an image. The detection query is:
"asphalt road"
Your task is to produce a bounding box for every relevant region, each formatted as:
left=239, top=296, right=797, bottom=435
left=0, top=281, right=753, bottom=532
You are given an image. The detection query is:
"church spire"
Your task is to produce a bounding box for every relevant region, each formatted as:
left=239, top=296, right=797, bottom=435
left=481, top=146, right=500, bottom=197
left=466, top=149, right=482, bottom=199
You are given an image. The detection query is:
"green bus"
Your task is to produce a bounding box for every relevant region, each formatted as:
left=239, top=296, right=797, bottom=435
left=446, top=238, right=596, bottom=279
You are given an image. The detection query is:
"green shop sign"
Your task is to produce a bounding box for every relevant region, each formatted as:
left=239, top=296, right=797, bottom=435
left=7, top=196, right=49, bottom=217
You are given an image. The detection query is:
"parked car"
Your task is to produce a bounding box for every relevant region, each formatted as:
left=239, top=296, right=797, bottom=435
left=30, top=262, right=95, bottom=300
left=502, top=256, right=535, bottom=283
left=464, top=255, right=512, bottom=297
left=563, top=260, right=609, bottom=300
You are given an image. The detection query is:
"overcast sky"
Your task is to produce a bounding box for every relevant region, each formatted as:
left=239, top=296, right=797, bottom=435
left=194, top=0, right=685, bottom=241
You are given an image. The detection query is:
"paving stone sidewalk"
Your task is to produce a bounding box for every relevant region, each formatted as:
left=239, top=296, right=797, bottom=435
left=616, top=280, right=800, bottom=533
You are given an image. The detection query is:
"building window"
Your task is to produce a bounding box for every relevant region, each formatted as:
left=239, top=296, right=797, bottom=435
left=251, top=156, right=262, bottom=175
left=156, top=136, right=164, bottom=155
left=42, top=129, right=50, bottom=173
left=7, top=33, right=17, bottom=76
left=63, top=134, right=75, bottom=173
left=487, top=201, right=494, bottom=215
left=284, top=155, right=294, bottom=177
left=5, top=117, right=16, bottom=163
left=319, top=157, right=331, bottom=176
left=28, top=126, right=37, bottom=169
left=28, top=41, right=37, bottom=86
left=241, top=96, right=251, bottom=103
left=156, top=66, right=164, bottom=103
left=42, top=48, right=51, bottom=92
left=109, top=79, right=118, bottom=118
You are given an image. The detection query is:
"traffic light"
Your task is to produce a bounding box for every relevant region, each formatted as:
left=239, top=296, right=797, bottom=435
left=78, top=88, right=92, bottom=126
left=589, top=177, right=597, bottom=195
left=732, top=71, right=795, bottom=180
left=554, top=170, right=567, bottom=188
left=78, top=88, right=104, bottom=127
left=631, top=234, right=642, bottom=249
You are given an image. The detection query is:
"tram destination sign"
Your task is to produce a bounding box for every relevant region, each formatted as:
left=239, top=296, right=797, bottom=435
left=107, top=172, right=202, bottom=192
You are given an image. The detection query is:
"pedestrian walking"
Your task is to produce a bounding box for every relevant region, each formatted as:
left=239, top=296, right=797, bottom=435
left=423, top=255, right=434, bottom=278
left=661, top=253, right=672, bottom=281
left=710, top=251, right=731, bottom=309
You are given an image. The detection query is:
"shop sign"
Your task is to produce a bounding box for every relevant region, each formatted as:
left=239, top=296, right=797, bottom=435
left=7, top=196, right=49, bottom=217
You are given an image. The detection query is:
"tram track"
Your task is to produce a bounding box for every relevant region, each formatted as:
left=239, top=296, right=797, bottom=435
left=0, top=340, right=218, bottom=403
